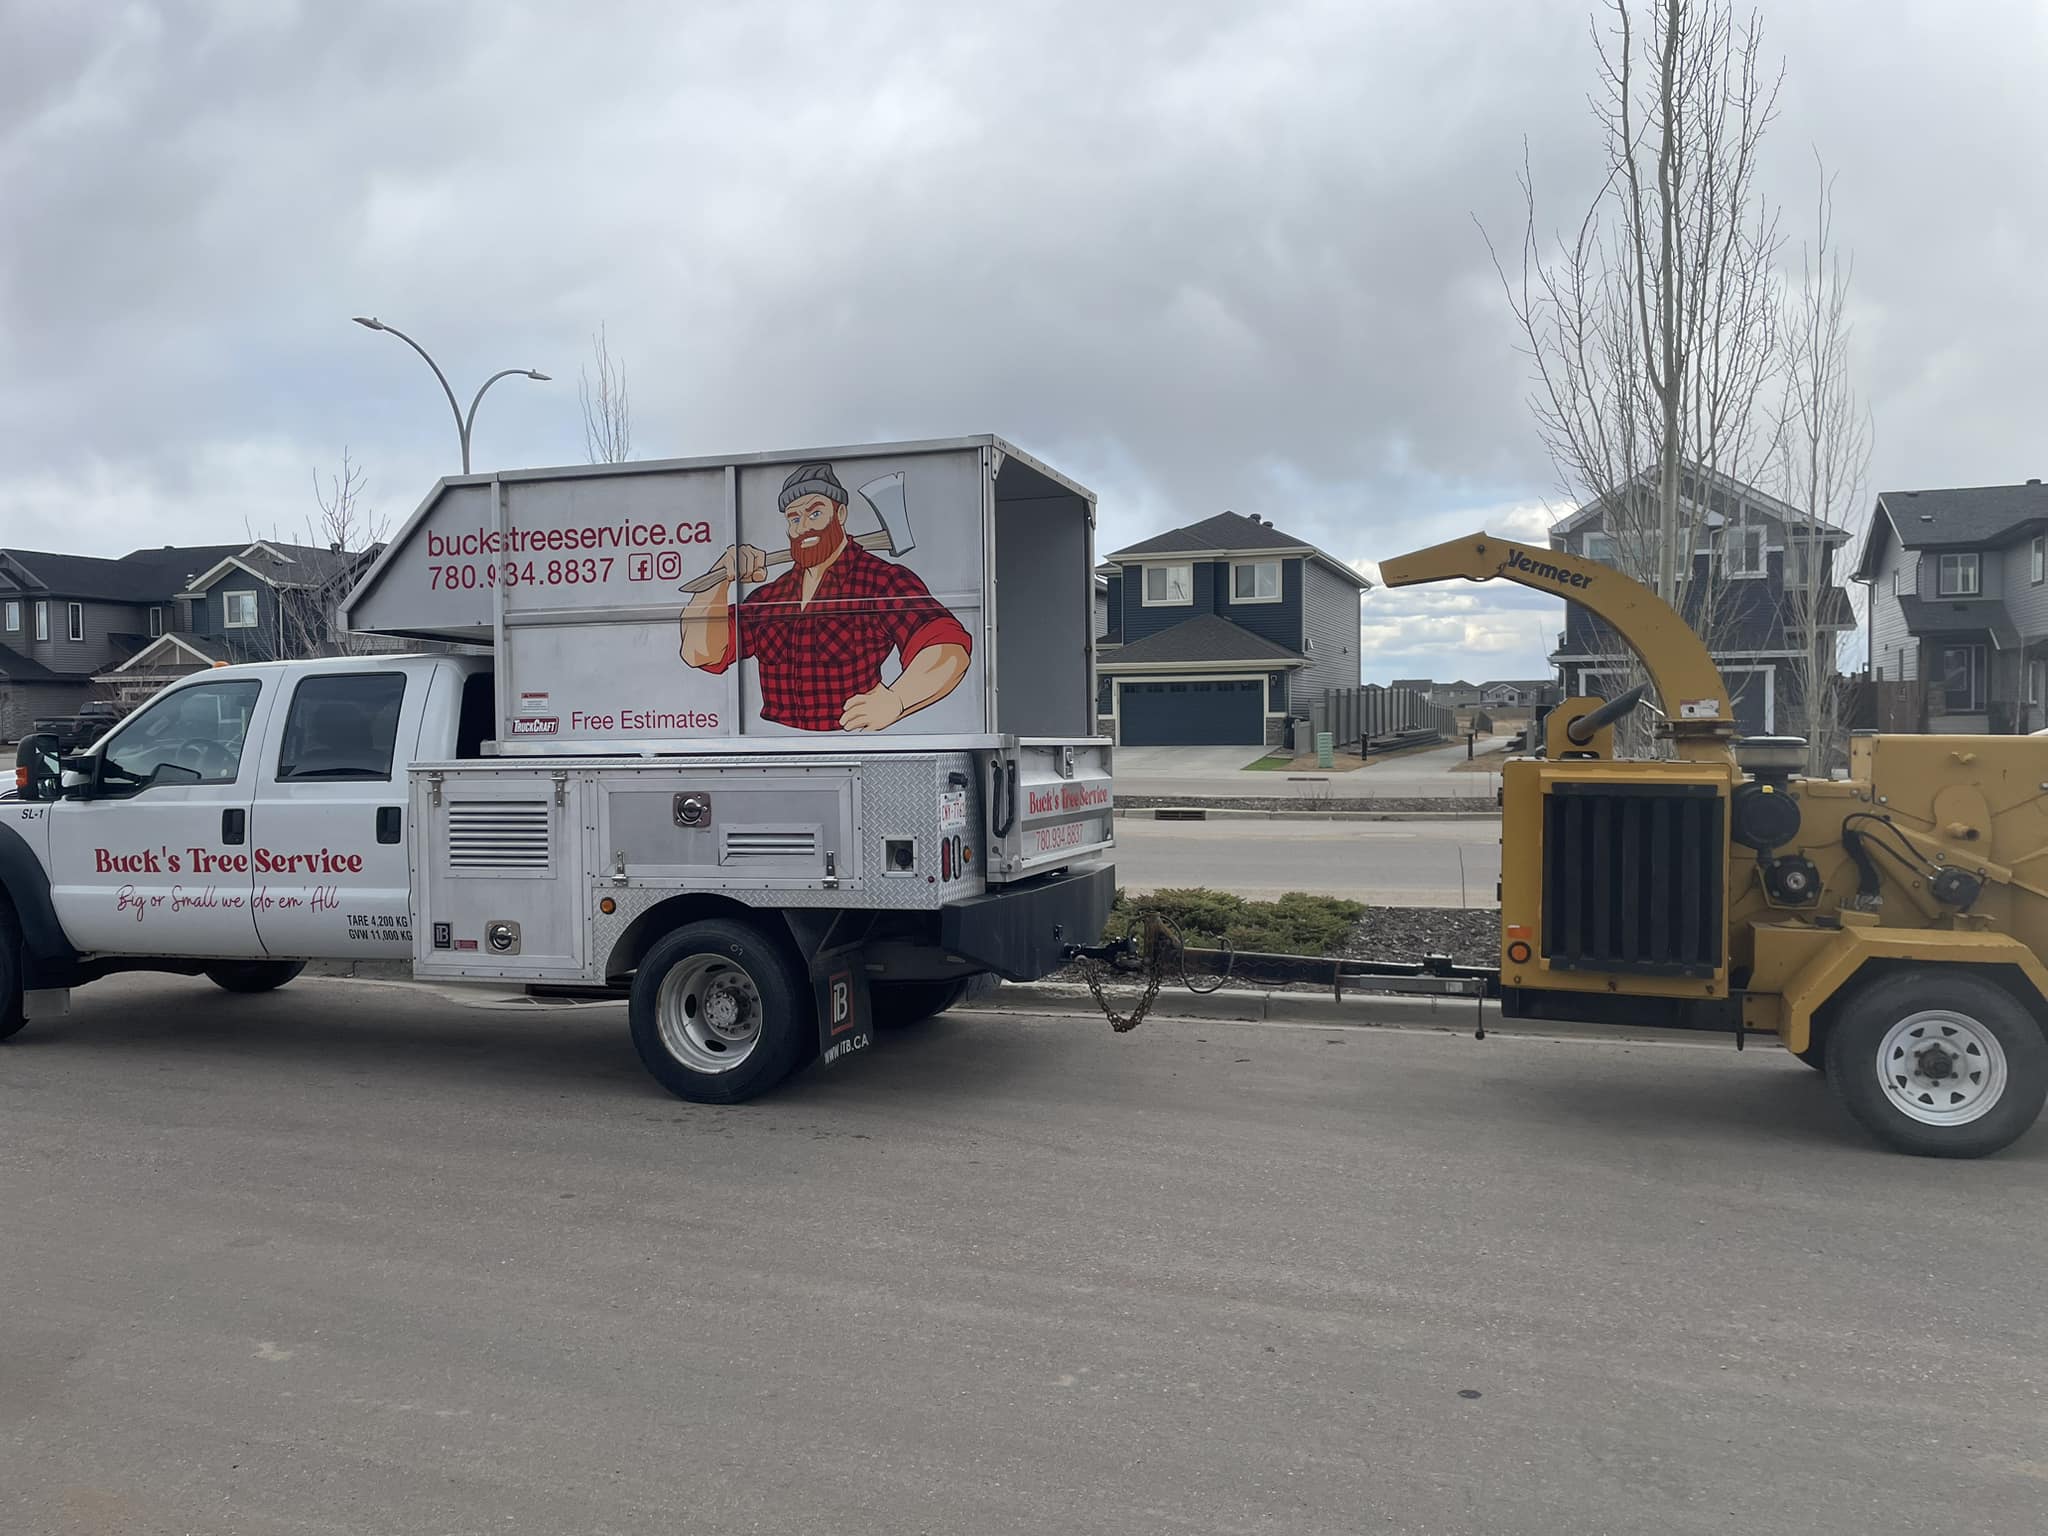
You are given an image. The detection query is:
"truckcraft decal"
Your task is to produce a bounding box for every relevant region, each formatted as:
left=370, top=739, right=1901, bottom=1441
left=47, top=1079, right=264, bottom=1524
left=677, top=462, right=974, bottom=732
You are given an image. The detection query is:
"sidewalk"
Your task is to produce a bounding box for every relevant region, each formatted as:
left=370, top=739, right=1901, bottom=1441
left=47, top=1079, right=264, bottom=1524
left=1115, top=740, right=1510, bottom=803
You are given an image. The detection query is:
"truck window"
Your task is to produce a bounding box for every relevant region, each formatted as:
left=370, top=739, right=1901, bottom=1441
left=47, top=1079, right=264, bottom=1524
left=456, top=670, right=495, bottom=759
left=276, top=673, right=408, bottom=782
left=101, top=679, right=262, bottom=793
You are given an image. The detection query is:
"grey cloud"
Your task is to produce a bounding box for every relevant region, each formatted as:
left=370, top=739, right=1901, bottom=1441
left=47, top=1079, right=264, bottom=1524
left=3, top=0, right=2044, bottom=687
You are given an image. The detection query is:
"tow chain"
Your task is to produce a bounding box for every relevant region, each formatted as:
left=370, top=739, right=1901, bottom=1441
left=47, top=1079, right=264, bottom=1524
left=1078, top=932, right=1169, bottom=1033
left=1070, top=916, right=1230, bottom=1033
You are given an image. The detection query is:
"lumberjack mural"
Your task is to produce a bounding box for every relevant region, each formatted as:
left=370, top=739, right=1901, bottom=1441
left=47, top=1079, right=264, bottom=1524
left=677, top=461, right=973, bottom=732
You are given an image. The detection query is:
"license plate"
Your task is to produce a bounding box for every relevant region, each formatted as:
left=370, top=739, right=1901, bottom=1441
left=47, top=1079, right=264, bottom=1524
left=938, top=789, right=968, bottom=832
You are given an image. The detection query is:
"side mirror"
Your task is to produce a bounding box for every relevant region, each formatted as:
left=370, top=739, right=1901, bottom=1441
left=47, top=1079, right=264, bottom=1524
left=58, top=752, right=98, bottom=799
left=14, top=733, right=61, bottom=801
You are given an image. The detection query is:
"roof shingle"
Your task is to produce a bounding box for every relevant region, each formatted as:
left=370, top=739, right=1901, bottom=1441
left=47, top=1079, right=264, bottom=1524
left=1099, top=613, right=1305, bottom=667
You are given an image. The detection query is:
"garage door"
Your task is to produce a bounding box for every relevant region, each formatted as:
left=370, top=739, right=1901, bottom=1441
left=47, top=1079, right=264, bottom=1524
left=1118, top=679, right=1265, bottom=746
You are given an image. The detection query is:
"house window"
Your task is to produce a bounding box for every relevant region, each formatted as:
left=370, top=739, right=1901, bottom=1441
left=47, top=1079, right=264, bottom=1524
left=1938, top=552, right=1981, bottom=596
left=149, top=606, right=164, bottom=637
left=1231, top=560, right=1280, bottom=602
left=1582, top=533, right=1615, bottom=564
left=3, top=600, right=17, bottom=632
left=1142, top=564, right=1192, bottom=606
left=1786, top=542, right=1811, bottom=590
left=34, top=600, right=48, bottom=641
left=2033, top=537, right=2045, bottom=586
left=224, top=589, right=259, bottom=628
left=1724, top=524, right=1765, bottom=577
left=66, top=602, right=83, bottom=641
left=1941, top=644, right=1986, bottom=713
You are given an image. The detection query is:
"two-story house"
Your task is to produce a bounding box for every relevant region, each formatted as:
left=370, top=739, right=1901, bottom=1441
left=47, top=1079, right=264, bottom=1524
left=0, top=540, right=377, bottom=739
left=1095, top=511, right=1371, bottom=746
left=1550, top=468, right=1855, bottom=736
left=1855, top=478, right=2048, bottom=733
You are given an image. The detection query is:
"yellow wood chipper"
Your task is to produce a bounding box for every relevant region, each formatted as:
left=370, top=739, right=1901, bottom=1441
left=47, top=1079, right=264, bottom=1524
left=1371, top=533, right=2048, bottom=1158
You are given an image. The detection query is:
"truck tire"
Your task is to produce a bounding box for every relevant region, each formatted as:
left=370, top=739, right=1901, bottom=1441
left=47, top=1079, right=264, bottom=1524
left=1793, top=1039, right=1826, bottom=1071
left=0, top=902, right=25, bottom=1042
left=204, top=961, right=307, bottom=994
left=629, top=920, right=813, bottom=1104
left=1824, top=971, right=2048, bottom=1158
left=872, top=972, right=998, bottom=1028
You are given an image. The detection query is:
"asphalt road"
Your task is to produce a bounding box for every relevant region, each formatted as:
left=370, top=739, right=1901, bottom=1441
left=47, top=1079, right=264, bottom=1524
left=6, top=975, right=2047, bottom=1536
left=1113, top=814, right=1502, bottom=902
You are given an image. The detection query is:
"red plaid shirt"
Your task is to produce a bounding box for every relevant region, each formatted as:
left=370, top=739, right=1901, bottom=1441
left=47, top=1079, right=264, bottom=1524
left=700, top=541, right=974, bottom=731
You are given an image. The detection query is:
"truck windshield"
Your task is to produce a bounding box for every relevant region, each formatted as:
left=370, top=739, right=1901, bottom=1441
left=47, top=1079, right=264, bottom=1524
left=101, top=679, right=262, bottom=792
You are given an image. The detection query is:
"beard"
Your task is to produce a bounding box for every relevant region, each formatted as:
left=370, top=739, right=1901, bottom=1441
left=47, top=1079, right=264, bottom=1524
left=790, top=519, right=847, bottom=570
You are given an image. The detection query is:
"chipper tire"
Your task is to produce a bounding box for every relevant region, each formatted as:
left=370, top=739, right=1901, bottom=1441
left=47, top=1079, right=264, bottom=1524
left=1824, top=971, right=2048, bottom=1158
left=629, top=920, right=814, bottom=1105
left=204, top=960, right=307, bottom=994
left=0, top=902, right=26, bottom=1042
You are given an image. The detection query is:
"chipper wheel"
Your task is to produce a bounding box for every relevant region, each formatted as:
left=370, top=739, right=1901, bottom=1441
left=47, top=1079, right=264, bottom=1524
left=1824, top=970, right=2048, bottom=1158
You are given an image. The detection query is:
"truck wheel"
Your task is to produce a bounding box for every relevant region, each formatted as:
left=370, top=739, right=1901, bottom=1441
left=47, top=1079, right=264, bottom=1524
left=629, top=920, right=812, bottom=1104
left=0, top=903, right=25, bottom=1042
left=1824, top=972, right=2048, bottom=1158
left=204, top=961, right=307, bottom=994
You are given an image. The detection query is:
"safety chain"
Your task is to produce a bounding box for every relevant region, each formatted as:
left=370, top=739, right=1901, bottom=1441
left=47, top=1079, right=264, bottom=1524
left=1078, top=936, right=1169, bottom=1033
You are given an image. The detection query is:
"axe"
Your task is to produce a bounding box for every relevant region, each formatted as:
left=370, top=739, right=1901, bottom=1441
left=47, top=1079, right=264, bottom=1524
left=679, top=472, right=914, bottom=593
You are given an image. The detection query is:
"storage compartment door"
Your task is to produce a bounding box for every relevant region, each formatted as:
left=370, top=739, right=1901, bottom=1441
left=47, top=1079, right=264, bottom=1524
left=985, top=740, right=1114, bottom=882
left=414, top=775, right=588, bottom=979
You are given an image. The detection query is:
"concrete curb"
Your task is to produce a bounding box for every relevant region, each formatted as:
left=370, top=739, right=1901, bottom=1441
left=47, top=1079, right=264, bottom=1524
left=1115, top=807, right=1500, bottom=823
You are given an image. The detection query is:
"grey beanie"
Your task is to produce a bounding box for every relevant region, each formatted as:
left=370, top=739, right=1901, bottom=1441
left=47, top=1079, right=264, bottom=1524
left=779, top=462, right=848, bottom=512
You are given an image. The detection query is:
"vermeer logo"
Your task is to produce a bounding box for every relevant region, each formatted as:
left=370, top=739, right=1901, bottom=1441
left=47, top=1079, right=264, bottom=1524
left=1501, top=550, right=1594, bottom=590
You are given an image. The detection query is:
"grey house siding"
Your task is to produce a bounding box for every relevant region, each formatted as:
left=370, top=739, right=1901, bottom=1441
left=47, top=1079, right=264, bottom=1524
left=13, top=598, right=149, bottom=677
left=1868, top=534, right=1917, bottom=682
left=1298, top=561, right=1361, bottom=699
left=2001, top=534, right=2048, bottom=635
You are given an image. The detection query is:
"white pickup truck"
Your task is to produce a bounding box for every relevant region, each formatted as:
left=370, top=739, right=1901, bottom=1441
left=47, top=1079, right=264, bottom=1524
left=1, top=437, right=1117, bottom=1103
left=3, top=650, right=1112, bottom=1101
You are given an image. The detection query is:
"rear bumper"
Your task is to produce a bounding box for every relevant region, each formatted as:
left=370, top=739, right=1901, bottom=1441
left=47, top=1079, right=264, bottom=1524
left=940, top=862, right=1115, bottom=981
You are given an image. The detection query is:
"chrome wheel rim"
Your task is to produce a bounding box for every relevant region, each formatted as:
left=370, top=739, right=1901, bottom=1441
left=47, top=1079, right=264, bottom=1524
left=1877, top=1009, right=2007, bottom=1127
left=656, top=954, right=764, bottom=1074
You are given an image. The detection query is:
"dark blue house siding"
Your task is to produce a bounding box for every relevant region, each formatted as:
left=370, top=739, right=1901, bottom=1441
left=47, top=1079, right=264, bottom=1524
left=189, top=571, right=283, bottom=661
left=1120, top=559, right=1219, bottom=642
left=1103, top=576, right=1123, bottom=643
left=1118, top=557, right=1303, bottom=646
left=1215, top=558, right=1302, bottom=649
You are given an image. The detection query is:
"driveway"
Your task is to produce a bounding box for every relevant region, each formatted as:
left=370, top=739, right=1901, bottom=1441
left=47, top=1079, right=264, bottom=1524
left=1113, top=745, right=1271, bottom=780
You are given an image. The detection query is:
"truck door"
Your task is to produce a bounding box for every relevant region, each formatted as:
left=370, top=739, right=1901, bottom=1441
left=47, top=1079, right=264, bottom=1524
left=45, top=675, right=270, bottom=955
left=249, top=669, right=419, bottom=959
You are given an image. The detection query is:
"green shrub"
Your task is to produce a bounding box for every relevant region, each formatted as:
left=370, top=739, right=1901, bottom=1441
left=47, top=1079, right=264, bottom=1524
left=1110, top=888, right=1364, bottom=956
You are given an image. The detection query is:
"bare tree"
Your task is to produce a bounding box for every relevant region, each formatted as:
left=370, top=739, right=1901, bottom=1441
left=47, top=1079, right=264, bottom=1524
left=580, top=324, right=632, bottom=464
left=1486, top=0, right=1785, bottom=751
left=1773, top=160, right=1869, bottom=774
left=273, top=448, right=394, bottom=658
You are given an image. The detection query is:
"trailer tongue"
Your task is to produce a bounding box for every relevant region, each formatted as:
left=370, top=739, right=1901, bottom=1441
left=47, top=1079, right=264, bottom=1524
left=339, top=436, right=1115, bottom=1103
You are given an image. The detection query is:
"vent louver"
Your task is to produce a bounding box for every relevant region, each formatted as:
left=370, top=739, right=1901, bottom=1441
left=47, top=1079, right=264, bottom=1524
left=447, top=801, right=552, bottom=870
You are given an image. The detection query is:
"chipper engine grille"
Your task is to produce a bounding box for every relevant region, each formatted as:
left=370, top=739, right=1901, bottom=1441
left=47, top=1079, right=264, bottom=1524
left=1542, top=782, right=1723, bottom=977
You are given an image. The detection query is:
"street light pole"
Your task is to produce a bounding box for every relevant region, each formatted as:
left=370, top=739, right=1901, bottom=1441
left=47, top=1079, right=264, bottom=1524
left=352, top=317, right=549, bottom=474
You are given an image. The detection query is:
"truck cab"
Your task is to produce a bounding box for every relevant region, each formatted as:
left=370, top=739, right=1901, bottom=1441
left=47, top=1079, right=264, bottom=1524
left=3, top=655, right=490, bottom=982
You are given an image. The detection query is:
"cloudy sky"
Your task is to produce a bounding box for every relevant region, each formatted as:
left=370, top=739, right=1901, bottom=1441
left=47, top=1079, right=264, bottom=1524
left=5, top=0, right=2044, bottom=681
